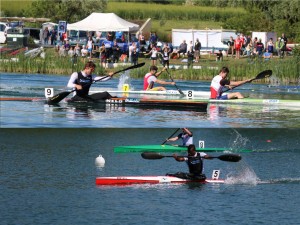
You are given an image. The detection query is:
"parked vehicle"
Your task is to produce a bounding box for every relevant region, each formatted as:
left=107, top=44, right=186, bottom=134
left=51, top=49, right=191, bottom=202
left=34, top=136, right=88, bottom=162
left=0, top=22, right=10, bottom=44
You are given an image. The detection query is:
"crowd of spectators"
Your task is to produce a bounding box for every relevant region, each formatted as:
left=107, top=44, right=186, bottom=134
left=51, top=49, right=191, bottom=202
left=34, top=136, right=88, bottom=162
left=46, top=24, right=289, bottom=67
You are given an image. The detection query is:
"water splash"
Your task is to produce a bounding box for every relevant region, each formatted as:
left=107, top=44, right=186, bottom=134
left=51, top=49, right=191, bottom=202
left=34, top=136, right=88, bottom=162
left=117, top=71, right=134, bottom=91
left=225, top=167, right=258, bottom=185
left=268, top=74, right=281, bottom=87
left=228, top=129, right=249, bottom=152
left=258, top=177, right=300, bottom=184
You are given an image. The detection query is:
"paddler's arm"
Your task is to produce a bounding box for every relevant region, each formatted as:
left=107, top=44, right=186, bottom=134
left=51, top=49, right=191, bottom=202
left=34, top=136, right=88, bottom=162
left=67, top=72, right=82, bottom=89
left=182, top=128, right=192, bottom=136
left=155, top=79, right=175, bottom=86
left=204, top=154, right=213, bottom=160
left=229, top=78, right=252, bottom=87
left=173, top=154, right=185, bottom=162
left=167, top=136, right=179, bottom=142
left=94, top=72, right=114, bottom=82
left=154, top=67, right=166, bottom=77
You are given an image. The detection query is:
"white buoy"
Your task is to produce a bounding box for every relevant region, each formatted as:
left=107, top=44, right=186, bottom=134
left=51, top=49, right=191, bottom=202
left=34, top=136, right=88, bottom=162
left=95, top=155, right=105, bottom=167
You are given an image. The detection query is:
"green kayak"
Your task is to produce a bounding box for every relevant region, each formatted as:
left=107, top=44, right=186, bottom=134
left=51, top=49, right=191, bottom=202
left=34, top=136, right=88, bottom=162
left=114, top=145, right=252, bottom=153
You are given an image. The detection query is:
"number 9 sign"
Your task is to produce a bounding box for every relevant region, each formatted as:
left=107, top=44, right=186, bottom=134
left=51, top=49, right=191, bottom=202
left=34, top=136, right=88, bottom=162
left=45, top=88, right=54, bottom=98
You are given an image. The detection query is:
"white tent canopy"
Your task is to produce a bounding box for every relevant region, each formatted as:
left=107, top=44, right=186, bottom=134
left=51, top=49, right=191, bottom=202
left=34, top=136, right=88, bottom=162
left=67, top=13, right=139, bottom=32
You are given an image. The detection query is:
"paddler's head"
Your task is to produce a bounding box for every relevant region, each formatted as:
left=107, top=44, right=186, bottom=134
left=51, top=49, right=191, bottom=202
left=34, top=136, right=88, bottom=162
left=187, top=144, right=196, bottom=156
left=219, top=66, right=229, bottom=78
left=150, top=65, right=158, bottom=75
left=84, top=61, right=96, bottom=75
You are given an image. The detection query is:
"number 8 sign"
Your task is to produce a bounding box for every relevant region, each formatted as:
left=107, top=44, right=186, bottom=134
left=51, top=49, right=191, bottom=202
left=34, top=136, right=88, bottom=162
left=186, top=90, right=194, bottom=99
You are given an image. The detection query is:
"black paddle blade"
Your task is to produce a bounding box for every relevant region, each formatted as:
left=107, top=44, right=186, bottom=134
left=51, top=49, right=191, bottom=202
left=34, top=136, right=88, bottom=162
left=141, top=152, right=166, bottom=160
left=217, top=154, right=242, bottom=162
left=47, top=91, right=71, bottom=104
left=255, top=70, right=272, bottom=80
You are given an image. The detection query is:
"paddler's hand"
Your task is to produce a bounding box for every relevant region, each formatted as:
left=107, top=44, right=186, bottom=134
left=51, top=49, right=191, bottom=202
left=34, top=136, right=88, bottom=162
left=75, top=84, right=82, bottom=90
left=162, top=67, right=167, bottom=72
left=171, top=82, right=176, bottom=85
left=108, top=72, right=114, bottom=77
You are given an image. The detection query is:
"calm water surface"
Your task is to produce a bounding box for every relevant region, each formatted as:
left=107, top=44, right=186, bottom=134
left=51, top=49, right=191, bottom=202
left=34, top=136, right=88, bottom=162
left=1, top=129, right=300, bottom=225
left=0, top=72, right=299, bottom=128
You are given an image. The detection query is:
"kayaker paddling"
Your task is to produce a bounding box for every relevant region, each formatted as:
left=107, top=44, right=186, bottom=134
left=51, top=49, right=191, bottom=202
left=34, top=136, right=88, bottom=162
left=67, top=61, right=115, bottom=102
left=210, top=66, right=252, bottom=100
left=166, top=128, right=193, bottom=146
left=169, top=144, right=212, bottom=180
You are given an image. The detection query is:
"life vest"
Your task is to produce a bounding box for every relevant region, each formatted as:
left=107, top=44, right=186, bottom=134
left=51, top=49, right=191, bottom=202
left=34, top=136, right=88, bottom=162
left=187, top=153, right=203, bottom=176
left=143, top=73, right=156, bottom=90
left=75, top=71, right=93, bottom=97
left=210, top=75, right=222, bottom=99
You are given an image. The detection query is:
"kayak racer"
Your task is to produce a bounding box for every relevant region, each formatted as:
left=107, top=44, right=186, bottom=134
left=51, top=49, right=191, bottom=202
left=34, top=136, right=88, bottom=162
left=210, top=66, right=251, bottom=99
left=168, top=144, right=212, bottom=180
left=166, top=128, right=193, bottom=146
left=67, top=61, right=115, bottom=102
left=143, top=65, right=175, bottom=91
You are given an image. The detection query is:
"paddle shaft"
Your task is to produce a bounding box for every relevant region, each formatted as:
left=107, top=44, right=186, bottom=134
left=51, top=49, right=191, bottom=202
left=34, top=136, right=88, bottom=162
left=165, top=69, right=185, bottom=96
left=48, top=62, right=145, bottom=104
left=161, top=128, right=180, bottom=145
left=79, top=62, right=146, bottom=90
left=157, top=54, right=185, bottom=96
left=222, top=70, right=272, bottom=93
left=141, top=152, right=242, bottom=162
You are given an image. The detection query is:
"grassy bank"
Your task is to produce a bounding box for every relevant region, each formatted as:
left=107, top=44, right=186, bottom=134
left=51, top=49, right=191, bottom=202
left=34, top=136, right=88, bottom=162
left=0, top=47, right=299, bottom=84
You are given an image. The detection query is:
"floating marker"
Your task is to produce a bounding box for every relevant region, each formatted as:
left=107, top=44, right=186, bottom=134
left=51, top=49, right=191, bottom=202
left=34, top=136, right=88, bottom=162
left=95, top=155, right=105, bottom=167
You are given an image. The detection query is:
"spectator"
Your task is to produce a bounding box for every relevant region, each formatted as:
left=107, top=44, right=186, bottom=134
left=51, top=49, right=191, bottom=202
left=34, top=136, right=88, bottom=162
left=111, top=40, right=120, bottom=63
left=266, top=38, right=274, bottom=57
left=128, top=42, right=136, bottom=64
left=138, top=31, right=146, bottom=45
left=87, top=36, right=93, bottom=58
left=149, top=32, right=158, bottom=46
left=159, top=45, right=171, bottom=68
left=74, top=43, right=81, bottom=57
left=50, top=28, right=57, bottom=45
left=144, top=45, right=159, bottom=66
left=234, top=35, right=243, bottom=59
left=253, top=37, right=258, bottom=55
left=256, top=39, right=264, bottom=56
left=131, top=48, right=139, bottom=65
left=107, top=32, right=113, bottom=41
left=227, top=36, right=234, bottom=57
left=187, top=41, right=193, bottom=51
left=280, top=33, right=288, bottom=57
left=177, top=40, right=187, bottom=58
left=43, top=27, right=50, bottom=45
left=187, top=46, right=194, bottom=68
left=275, top=37, right=283, bottom=57
left=115, top=31, right=123, bottom=43
left=245, top=41, right=253, bottom=57
left=68, top=46, right=75, bottom=58
left=240, top=33, right=247, bottom=53
left=81, top=45, right=88, bottom=58
left=194, top=38, right=201, bottom=62
left=215, top=49, right=223, bottom=61
left=64, top=39, right=70, bottom=52
left=59, top=45, right=66, bottom=57
left=263, top=49, right=272, bottom=61
left=99, top=43, right=107, bottom=68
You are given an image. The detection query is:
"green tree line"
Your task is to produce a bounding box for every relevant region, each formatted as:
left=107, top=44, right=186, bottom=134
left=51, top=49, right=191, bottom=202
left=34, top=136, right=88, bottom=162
left=1, top=0, right=299, bottom=42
